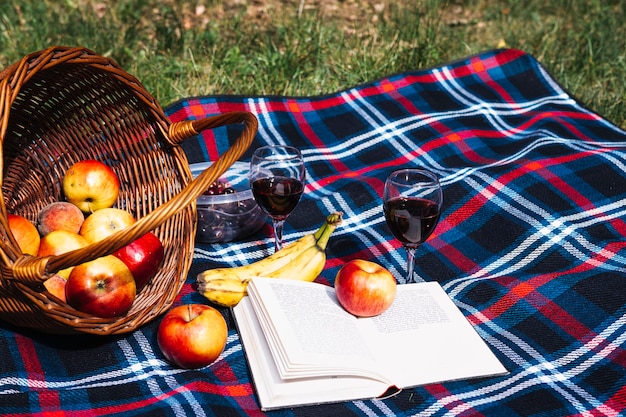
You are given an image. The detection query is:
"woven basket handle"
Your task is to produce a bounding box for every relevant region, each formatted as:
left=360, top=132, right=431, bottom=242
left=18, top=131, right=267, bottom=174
left=12, top=111, right=258, bottom=284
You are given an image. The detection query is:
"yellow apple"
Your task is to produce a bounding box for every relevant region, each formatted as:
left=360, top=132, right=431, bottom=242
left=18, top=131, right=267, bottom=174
left=79, top=208, right=136, bottom=244
left=37, top=230, right=89, bottom=279
left=63, top=159, right=120, bottom=213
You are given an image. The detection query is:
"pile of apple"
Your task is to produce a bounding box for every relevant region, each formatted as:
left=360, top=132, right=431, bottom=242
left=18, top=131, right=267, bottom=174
left=7, top=160, right=164, bottom=318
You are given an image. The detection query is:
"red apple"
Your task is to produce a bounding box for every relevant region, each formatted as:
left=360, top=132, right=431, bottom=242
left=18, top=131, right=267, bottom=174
left=334, top=259, right=397, bottom=317
left=157, top=304, right=228, bottom=369
left=65, top=255, right=136, bottom=318
left=38, top=230, right=89, bottom=279
left=37, top=201, right=85, bottom=236
left=63, top=159, right=120, bottom=213
left=113, top=232, right=164, bottom=291
left=7, top=213, right=40, bottom=256
left=43, top=274, right=67, bottom=303
left=79, top=207, right=136, bottom=243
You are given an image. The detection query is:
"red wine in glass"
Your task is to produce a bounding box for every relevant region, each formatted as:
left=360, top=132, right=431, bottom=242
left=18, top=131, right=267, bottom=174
left=251, top=176, right=304, bottom=221
left=250, top=145, right=305, bottom=252
left=383, top=197, right=441, bottom=248
left=383, top=168, right=442, bottom=283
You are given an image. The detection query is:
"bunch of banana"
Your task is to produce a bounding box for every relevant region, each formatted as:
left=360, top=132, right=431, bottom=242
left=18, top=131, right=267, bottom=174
left=197, top=212, right=343, bottom=307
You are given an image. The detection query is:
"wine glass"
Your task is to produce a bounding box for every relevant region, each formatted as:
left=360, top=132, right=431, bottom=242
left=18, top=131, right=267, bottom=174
left=383, top=168, right=443, bottom=283
left=250, top=145, right=305, bottom=252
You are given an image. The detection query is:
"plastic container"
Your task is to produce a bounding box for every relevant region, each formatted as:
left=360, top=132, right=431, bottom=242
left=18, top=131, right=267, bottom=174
left=191, top=162, right=265, bottom=243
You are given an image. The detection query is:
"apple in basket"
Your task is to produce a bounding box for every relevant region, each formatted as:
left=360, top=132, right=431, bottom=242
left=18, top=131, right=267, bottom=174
left=7, top=213, right=41, bottom=256
left=79, top=207, right=136, bottom=243
left=65, top=255, right=136, bottom=318
left=43, top=274, right=68, bottom=303
left=62, top=159, right=120, bottom=213
left=37, top=230, right=89, bottom=279
left=157, top=304, right=228, bottom=369
left=334, top=259, right=397, bottom=317
left=37, top=201, right=85, bottom=236
left=112, top=232, right=165, bottom=291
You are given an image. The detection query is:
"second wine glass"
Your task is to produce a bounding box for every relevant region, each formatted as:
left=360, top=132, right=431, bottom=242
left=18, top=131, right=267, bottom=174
left=250, top=145, right=305, bottom=252
left=383, top=168, right=443, bottom=283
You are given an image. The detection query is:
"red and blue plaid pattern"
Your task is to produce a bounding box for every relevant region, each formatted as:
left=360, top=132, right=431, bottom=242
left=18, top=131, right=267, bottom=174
left=2, top=48, right=626, bottom=416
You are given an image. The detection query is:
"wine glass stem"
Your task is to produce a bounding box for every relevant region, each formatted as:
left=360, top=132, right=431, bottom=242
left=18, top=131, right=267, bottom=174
left=405, top=246, right=417, bottom=283
left=272, top=219, right=285, bottom=252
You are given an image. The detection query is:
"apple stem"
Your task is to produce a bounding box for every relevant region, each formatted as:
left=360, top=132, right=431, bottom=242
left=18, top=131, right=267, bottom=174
left=314, top=212, right=343, bottom=251
left=186, top=304, right=197, bottom=322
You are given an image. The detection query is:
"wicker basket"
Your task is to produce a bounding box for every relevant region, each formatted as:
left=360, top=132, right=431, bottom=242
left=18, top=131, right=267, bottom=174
left=0, top=46, right=257, bottom=335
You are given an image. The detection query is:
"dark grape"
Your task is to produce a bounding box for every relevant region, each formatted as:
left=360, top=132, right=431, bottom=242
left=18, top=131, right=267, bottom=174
left=203, top=180, right=234, bottom=195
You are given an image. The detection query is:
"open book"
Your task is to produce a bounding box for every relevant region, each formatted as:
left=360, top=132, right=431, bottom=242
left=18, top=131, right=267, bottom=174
left=233, top=278, right=508, bottom=411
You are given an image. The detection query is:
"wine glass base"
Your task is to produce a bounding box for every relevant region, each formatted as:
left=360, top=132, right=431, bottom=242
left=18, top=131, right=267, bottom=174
left=404, top=274, right=426, bottom=284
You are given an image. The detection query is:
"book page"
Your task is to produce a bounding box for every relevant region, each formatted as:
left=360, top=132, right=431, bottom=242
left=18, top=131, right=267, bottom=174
left=234, top=296, right=394, bottom=411
left=356, top=282, right=508, bottom=388
left=246, top=278, right=392, bottom=383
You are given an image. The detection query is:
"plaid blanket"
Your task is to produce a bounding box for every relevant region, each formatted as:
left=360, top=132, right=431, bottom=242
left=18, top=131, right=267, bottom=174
left=2, top=48, right=626, bottom=416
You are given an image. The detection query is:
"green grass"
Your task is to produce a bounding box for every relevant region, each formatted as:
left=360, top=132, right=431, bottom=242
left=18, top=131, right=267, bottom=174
left=0, top=0, right=624, bottom=127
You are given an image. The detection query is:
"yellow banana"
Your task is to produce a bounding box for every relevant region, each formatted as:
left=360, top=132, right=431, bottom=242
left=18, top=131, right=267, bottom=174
left=197, top=277, right=249, bottom=307
left=197, top=212, right=343, bottom=307
left=263, top=212, right=338, bottom=281
left=263, top=244, right=328, bottom=282
left=196, top=233, right=316, bottom=283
